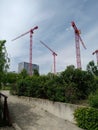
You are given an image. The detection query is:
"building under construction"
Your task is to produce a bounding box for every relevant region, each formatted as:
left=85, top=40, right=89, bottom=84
left=18, top=62, right=39, bottom=75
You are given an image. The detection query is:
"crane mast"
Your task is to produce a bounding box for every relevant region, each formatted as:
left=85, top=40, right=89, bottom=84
left=12, top=26, right=38, bottom=76
left=71, top=21, right=86, bottom=69
left=92, top=50, right=98, bottom=65
left=40, top=40, right=57, bottom=74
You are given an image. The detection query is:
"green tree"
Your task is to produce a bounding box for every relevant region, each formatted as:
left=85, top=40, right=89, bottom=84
left=88, top=90, right=98, bottom=108
left=33, top=69, right=39, bottom=76
left=19, top=69, right=28, bottom=79
left=61, top=65, right=75, bottom=83
left=61, top=65, right=96, bottom=100
left=87, top=60, right=98, bottom=76
left=6, top=72, right=19, bottom=84
left=0, top=40, right=10, bottom=88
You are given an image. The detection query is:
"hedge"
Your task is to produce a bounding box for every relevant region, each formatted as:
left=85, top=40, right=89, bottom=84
left=88, top=90, right=98, bottom=108
left=74, top=107, right=98, bottom=130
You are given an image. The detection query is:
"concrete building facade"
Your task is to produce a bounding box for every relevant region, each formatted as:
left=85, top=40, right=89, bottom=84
left=18, top=62, right=39, bottom=74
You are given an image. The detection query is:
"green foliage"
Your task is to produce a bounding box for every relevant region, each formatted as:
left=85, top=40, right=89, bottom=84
left=74, top=107, right=98, bottom=130
left=0, top=40, right=9, bottom=72
left=64, top=82, right=78, bottom=103
left=26, top=76, right=41, bottom=97
left=45, top=75, right=65, bottom=101
left=1, top=86, right=11, bottom=90
left=88, top=90, right=98, bottom=108
left=87, top=60, right=98, bottom=76
left=19, top=69, right=29, bottom=79
left=17, top=79, right=30, bottom=96
left=5, top=72, right=20, bottom=94
left=33, top=69, right=39, bottom=76
left=10, top=63, right=98, bottom=104
left=0, top=40, right=10, bottom=88
left=61, top=66, right=96, bottom=100
left=6, top=72, right=19, bottom=84
left=10, top=83, right=18, bottom=95
left=17, top=76, right=47, bottom=97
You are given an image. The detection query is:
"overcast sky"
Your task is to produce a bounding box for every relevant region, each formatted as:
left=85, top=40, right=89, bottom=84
left=0, top=0, right=98, bottom=74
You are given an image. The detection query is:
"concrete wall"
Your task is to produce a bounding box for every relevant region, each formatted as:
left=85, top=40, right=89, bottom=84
left=19, top=96, right=81, bottom=123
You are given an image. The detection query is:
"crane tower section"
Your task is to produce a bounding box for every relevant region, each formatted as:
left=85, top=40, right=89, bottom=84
left=40, top=40, right=57, bottom=74
left=71, top=21, right=86, bottom=69
left=12, top=26, right=38, bottom=76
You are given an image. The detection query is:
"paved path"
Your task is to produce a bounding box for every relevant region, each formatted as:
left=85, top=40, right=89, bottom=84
left=1, top=91, right=83, bottom=130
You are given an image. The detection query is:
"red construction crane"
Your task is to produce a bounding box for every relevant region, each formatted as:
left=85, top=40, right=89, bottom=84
left=92, top=50, right=98, bottom=65
left=71, top=21, right=86, bottom=69
left=40, top=40, right=57, bottom=74
left=12, top=26, right=38, bottom=76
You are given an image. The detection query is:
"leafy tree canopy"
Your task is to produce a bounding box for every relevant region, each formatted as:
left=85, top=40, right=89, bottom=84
left=19, top=69, right=28, bottom=79
left=87, top=60, right=98, bottom=76
left=33, top=69, right=39, bottom=76
left=0, top=40, right=10, bottom=87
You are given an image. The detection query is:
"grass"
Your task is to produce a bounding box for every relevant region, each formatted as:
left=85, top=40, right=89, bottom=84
left=75, top=99, right=89, bottom=106
left=0, top=86, right=11, bottom=90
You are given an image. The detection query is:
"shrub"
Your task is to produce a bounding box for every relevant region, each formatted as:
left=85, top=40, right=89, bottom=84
left=74, top=107, right=98, bottom=130
left=17, top=79, right=29, bottom=96
left=10, top=83, right=18, bottom=95
left=88, top=90, right=98, bottom=108
left=64, top=82, right=78, bottom=103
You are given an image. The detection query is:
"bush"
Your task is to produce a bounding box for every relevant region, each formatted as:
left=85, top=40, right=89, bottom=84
left=88, top=90, right=98, bottom=108
left=64, top=83, right=78, bottom=103
left=74, top=107, right=98, bottom=130
left=17, top=79, right=31, bottom=96
left=9, top=65, right=98, bottom=104
left=10, top=83, right=18, bottom=95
